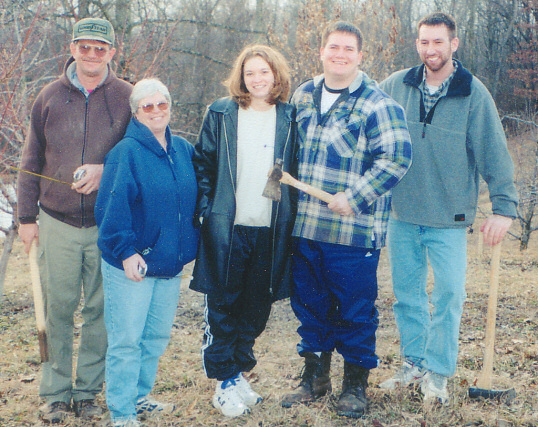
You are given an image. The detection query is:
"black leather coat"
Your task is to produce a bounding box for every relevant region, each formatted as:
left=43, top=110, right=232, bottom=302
left=190, top=97, right=297, bottom=301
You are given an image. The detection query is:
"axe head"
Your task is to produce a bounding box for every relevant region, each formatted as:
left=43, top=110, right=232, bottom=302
left=262, top=158, right=284, bottom=201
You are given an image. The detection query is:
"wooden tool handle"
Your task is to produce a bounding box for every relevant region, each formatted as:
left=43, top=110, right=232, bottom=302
left=29, top=241, right=49, bottom=363
left=476, top=241, right=502, bottom=389
left=280, top=172, right=335, bottom=204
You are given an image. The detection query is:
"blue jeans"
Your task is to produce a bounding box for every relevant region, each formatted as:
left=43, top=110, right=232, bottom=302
left=387, top=218, right=467, bottom=377
left=102, top=260, right=181, bottom=422
left=291, top=238, right=380, bottom=369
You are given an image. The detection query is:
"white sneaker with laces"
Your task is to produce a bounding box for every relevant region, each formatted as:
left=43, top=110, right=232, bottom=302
left=213, top=375, right=251, bottom=417
left=421, top=371, right=449, bottom=405
left=136, top=396, right=175, bottom=419
left=236, top=373, right=263, bottom=406
left=379, top=360, right=425, bottom=390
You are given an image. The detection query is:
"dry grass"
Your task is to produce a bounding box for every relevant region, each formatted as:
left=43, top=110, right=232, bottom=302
left=0, top=229, right=537, bottom=426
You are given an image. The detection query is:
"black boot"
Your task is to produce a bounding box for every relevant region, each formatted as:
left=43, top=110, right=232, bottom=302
left=281, top=352, right=332, bottom=407
left=336, top=361, right=369, bottom=418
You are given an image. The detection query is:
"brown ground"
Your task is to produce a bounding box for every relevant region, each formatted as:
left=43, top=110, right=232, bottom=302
left=0, top=224, right=537, bottom=426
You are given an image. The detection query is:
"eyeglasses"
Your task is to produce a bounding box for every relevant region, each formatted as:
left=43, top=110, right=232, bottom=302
left=77, top=44, right=109, bottom=58
left=138, top=102, right=169, bottom=113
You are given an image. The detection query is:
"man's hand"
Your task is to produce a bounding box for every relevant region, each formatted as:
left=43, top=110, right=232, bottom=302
left=18, top=223, right=39, bottom=254
left=480, top=214, right=512, bottom=247
left=71, top=164, right=104, bottom=195
left=122, top=253, right=147, bottom=282
left=328, top=192, right=354, bottom=216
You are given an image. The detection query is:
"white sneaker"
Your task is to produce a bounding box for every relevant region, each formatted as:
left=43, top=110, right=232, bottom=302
left=213, top=375, right=251, bottom=417
left=421, top=371, right=449, bottom=405
left=236, top=373, right=263, bottom=406
left=379, top=360, right=425, bottom=390
left=136, top=396, right=175, bottom=419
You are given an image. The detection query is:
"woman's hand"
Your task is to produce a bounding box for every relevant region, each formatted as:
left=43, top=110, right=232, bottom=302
left=122, top=253, right=147, bottom=282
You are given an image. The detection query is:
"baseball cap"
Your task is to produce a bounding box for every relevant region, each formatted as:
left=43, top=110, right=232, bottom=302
left=72, top=18, right=115, bottom=45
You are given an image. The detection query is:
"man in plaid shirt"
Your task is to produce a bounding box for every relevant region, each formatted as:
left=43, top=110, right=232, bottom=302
left=281, top=21, right=412, bottom=418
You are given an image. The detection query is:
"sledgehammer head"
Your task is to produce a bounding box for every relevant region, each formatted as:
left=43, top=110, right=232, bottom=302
left=262, top=158, right=284, bottom=201
left=468, top=386, right=516, bottom=403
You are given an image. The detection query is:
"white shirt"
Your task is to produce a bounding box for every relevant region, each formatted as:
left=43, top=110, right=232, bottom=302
left=234, top=106, right=276, bottom=227
left=321, top=86, right=342, bottom=114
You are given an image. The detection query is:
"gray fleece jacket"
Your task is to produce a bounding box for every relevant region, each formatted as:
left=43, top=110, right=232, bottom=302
left=380, top=60, right=518, bottom=228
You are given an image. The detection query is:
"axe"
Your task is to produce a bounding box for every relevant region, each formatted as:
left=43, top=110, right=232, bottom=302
left=29, top=241, right=49, bottom=363
left=262, top=159, right=335, bottom=204
left=468, top=241, right=515, bottom=402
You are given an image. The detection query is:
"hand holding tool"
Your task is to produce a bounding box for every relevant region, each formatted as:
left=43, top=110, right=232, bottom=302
left=262, top=159, right=335, bottom=204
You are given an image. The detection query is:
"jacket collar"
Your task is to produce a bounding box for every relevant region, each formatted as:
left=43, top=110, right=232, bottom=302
left=403, top=59, right=472, bottom=97
left=207, top=97, right=294, bottom=184
left=60, top=56, right=116, bottom=91
left=124, top=117, right=172, bottom=156
left=313, top=71, right=365, bottom=94
left=209, top=97, right=293, bottom=121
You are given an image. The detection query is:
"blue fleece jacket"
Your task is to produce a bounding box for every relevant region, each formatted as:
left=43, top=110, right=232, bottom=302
left=95, top=117, right=198, bottom=277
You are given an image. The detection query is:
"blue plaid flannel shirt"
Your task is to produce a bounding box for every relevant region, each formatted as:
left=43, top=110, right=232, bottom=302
left=291, top=72, right=412, bottom=248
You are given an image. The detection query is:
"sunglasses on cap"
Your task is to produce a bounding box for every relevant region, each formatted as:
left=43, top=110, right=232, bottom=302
left=77, top=43, right=110, bottom=58
left=138, top=102, right=169, bottom=113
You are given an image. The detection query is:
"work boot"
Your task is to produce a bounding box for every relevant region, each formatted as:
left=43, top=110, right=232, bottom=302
left=336, top=361, right=369, bottom=418
left=281, top=352, right=332, bottom=407
left=73, top=399, right=103, bottom=419
left=40, top=401, right=71, bottom=424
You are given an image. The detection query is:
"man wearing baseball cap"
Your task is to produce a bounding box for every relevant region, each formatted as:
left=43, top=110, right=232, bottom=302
left=17, top=17, right=132, bottom=423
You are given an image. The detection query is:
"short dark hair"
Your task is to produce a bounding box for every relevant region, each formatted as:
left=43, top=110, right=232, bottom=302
left=321, top=21, right=363, bottom=52
left=418, top=12, right=457, bottom=39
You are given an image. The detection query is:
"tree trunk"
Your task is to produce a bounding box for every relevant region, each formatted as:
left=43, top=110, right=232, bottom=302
left=519, top=204, right=534, bottom=250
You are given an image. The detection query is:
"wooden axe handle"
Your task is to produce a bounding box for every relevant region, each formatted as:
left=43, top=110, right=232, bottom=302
left=476, top=241, right=502, bottom=390
left=29, top=241, right=49, bottom=363
left=280, top=171, right=335, bottom=204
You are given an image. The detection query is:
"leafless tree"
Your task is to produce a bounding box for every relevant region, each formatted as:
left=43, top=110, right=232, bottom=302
left=2, top=0, right=538, bottom=298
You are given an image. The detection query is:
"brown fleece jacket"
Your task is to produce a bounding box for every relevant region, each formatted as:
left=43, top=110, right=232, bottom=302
left=17, top=57, right=132, bottom=228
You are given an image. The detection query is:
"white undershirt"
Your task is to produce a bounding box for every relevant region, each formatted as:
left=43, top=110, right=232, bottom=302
left=321, top=86, right=342, bottom=114
left=426, top=83, right=440, bottom=94
left=234, top=106, right=276, bottom=227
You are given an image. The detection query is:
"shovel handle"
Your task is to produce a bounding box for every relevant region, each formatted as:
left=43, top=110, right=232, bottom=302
left=476, top=241, right=502, bottom=390
left=280, top=172, right=335, bottom=204
left=29, top=241, right=49, bottom=363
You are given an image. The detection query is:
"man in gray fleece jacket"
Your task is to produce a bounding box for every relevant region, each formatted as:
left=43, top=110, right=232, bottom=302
left=378, top=12, right=518, bottom=404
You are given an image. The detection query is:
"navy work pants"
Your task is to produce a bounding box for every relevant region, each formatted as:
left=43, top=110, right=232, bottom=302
left=291, top=237, right=380, bottom=369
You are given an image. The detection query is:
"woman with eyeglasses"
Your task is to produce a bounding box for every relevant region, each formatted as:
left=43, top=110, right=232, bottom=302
left=190, top=45, right=297, bottom=418
left=94, top=78, right=198, bottom=427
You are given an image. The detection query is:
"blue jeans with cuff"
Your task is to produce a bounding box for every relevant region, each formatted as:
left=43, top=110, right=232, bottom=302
left=388, top=218, right=467, bottom=377
left=102, top=260, right=181, bottom=422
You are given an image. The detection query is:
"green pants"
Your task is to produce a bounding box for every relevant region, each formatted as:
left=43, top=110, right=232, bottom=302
left=38, top=210, right=107, bottom=404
